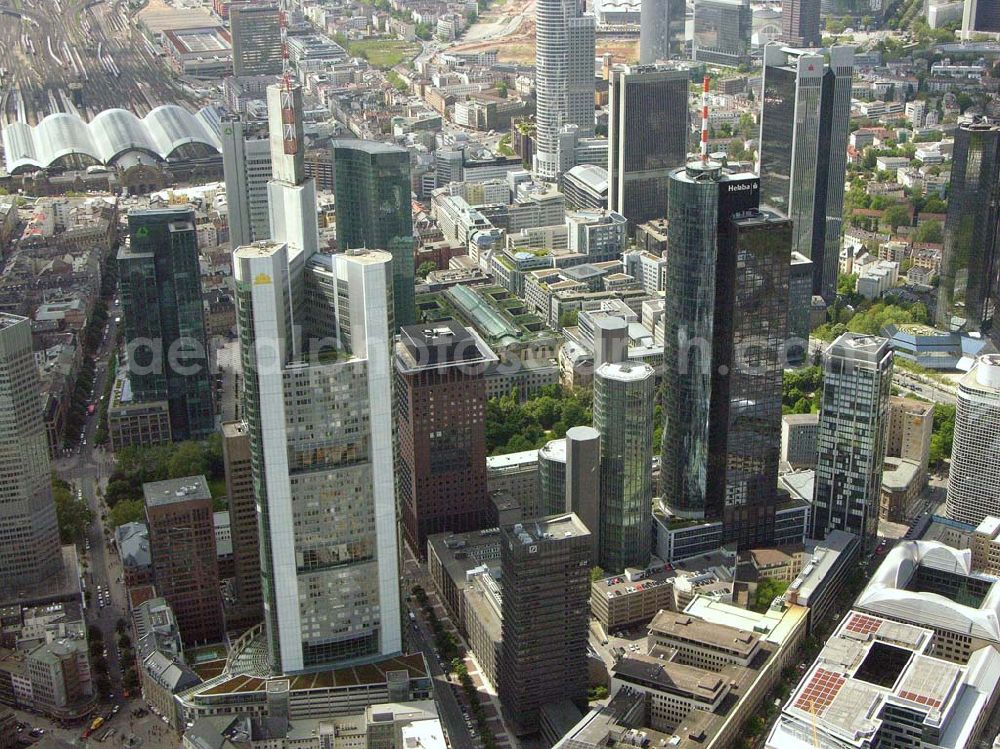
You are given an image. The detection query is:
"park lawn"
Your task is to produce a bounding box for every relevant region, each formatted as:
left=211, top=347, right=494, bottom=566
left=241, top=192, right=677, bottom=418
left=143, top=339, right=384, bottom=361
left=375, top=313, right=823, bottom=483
left=346, top=39, right=420, bottom=69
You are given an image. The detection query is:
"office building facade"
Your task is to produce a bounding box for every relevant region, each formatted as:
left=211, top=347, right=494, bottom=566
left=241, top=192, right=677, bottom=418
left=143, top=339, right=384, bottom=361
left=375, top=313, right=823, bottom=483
left=660, top=161, right=792, bottom=550
left=812, top=333, right=893, bottom=546
left=779, top=0, right=820, bottom=47
left=498, top=514, right=591, bottom=736
left=758, top=44, right=854, bottom=302
left=946, top=355, right=1000, bottom=525
left=0, top=314, right=62, bottom=597
left=235, top=241, right=401, bottom=673
left=221, top=116, right=272, bottom=250
left=692, top=0, right=752, bottom=67
left=534, top=0, right=596, bottom=179
left=331, top=139, right=416, bottom=327
left=608, top=64, right=690, bottom=227
left=230, top=4, right=284, bottom=77
left=144, top=477, right=225, bottom=646
left=395, top=323, right=497, bottom=555
left=639, top=0, right=685, bottom=63
left=234, top=84, right=400, bottom=674
left=937, top=120, right=1000, bottom=335
left=118, top=207, right=215, bottom=441
left=594, top=361, right=655, bottom=572
left=221, top=421, right=262, bottom=622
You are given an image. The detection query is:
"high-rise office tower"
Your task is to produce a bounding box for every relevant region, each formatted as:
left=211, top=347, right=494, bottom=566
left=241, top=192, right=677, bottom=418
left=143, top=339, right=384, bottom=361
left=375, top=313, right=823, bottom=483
left=593, top=361, right=655, bottom=572
left=498, top=513, right=591, bottom=736
left=779, top=0, right=820, bottom=47
left=221, top=116, right=272, bottom=250
left=692, top=0, right=752, bottom=68
left=266, top=83, right=319, bottom=261
left=118, top=207, right=215, bottom=441
left=534, top=0, right=596, bottom=180
left=608, top=64, right=689, bottom=227
left=331, top=140, right=416, bottom=328
left=812, top=333, right=893, bottom=546
left=937, top=120, right=1000, bottom=335
left=234, top=84, right=400, bottom=673
left=395, top=323, right=497, bottom=555
left=144, top=476, right=225, bottom=646
left=788, top=251, right=813, bottom=364
left=946, top=355, right=1000, bottom=525
left=235, top=242, right=401, bottom=673
left=0, top=314, right=62, bottom=597
left=963, top=0, right=1000, bottom=35
left=758, top=44, right=854, bottom=302
left=221, top=421, right=261, bottom=622
left=660, top=160, right=793, bottom=549
left=639, top=0, right=685, bottom=63
left=230, top=4, right=284, bottom=77
left=565, top=425, right=601, bottom=559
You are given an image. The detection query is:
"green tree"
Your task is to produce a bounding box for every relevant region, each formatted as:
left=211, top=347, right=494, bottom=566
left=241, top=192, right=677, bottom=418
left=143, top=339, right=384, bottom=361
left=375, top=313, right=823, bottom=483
left=590, top=566, right=605, bottom=583
left=108, top=498, right=146, bottom=529
left=753, top=578, right=789, bottom=612
left=417, top=261, right=437, bottom=279
left=914, top=220, right=943, bottom=244
left=168, top=441, right=210, bottom=479
left=928, top=403, right=956, bottom=469
left=53, top=478, right=93, bottom=545
left=496, top=81, right=508, bottom=98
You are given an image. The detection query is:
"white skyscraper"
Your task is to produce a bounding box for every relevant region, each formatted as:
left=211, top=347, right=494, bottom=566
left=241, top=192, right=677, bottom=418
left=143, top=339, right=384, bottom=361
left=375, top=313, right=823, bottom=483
left=946, top=355, right=1000, bottom=526
left=265, top=82, right=319, bottom=261
left=534, top=0, right=596, bottom=180
left=233, top=81, right=400, bottom=674
left=235, top=244, right=400, bottom=673
left=221, top=116, right=273, bottom=250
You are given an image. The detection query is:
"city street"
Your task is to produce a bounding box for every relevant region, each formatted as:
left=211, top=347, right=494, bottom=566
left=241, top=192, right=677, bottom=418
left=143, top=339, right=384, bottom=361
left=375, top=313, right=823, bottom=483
left=402, top=549, right=519, bottom=749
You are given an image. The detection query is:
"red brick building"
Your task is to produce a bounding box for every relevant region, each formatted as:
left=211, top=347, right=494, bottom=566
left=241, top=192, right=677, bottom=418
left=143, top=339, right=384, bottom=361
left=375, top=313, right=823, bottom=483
left=144, top=476, right=224, bottom=646
left=395, top=323, right=497, bottom=556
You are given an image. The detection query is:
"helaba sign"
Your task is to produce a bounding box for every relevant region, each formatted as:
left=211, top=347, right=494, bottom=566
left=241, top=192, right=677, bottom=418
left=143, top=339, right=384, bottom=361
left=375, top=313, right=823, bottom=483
left=725, top=180, right=759, bottom=194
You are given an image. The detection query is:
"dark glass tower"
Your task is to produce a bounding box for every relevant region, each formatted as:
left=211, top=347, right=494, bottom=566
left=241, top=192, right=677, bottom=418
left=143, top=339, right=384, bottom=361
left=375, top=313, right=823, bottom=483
left=608, top=64, right=690, bottom=227
left=779, top=0, right=820, bottom=47
left=639, top=0, right=686, bottom=63
left=331, top=139, right=416, bottom=327
left=937, top=119, right=1000, bottom=336
left=758, top=44, right=853, bottom=302
left=230, top=4, right=283, bottom=77
left=660, top=160, right=792, bottom=548
left=118, top=207, right=215, bottom=441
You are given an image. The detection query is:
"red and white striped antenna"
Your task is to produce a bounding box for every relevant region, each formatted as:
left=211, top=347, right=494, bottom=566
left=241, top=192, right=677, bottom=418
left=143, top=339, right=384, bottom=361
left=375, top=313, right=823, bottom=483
left=700, top=75, right=710, bottom=162
left=280, top=8, right=291, bottom=89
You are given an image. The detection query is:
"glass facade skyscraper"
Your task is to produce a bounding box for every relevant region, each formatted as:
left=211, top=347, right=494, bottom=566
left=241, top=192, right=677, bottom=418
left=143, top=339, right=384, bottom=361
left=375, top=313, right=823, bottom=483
left=594, top=361, right=655, bottom=571
left=118, top=207, right=215, bottom=441
left=660, top=160, right=793, bottom=549
left=946, top=355, right=1000, bottom=525
left=0, top=314, right=62, bottom=597
left=692, top=0, right=752, bottom=68
left=708, top=211, right=792, bottom=549
left=937, top=120, right=1000, bottom=336
left=758, top=44, right=853, bottom=302
left=813, top=333, right=893, bottom=548
left=331, top=139, right=416, bottom=328
left=235, top=242, right=401, bottom=673
left=533, top=0, right=595, bottom=179
left=639, top=0, right=685, bottom=63
left=608, top=64, right=690, bottom=227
